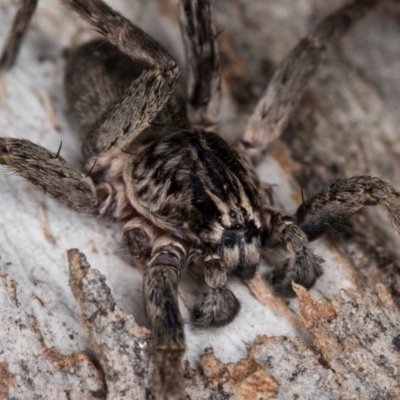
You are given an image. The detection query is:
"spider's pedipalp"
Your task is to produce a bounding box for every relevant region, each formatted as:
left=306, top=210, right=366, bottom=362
left=238, top=0, right=384, bottom=165
left=192, top=286, right=241, bottom=327
left=179, top=0, right=221, bottom=131
left=295, top=176, right=400, bottom=241
left=144, top=235, right=187, bottom=400
left=0, top=0, right=38, bottom=70
left=0, top=137, right=98, bottom=214
left=265, top=213, right=323, bottom=298
left=192, top=255, right=241, bottom=327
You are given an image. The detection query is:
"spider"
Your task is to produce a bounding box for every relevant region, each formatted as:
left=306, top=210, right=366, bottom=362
left=1, top=0, right=400, bottom=399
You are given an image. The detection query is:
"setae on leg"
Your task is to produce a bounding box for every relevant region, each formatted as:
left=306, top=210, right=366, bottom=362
left=296, top=176, right=400, bottom=241
left=0, top=137, right=99, bottom=214
left=265, top=213, right=323, bottom=298
left=191, top=254, right=241, bottom=327
left=237, top=0, right=384, bottom=165
left=143, top=235, right=187, bottom=400
left=62, top=0, right=181, bottom=157
left=179, top=0, right=221, bottom=131
left=265, top=176, right=400, bottom=297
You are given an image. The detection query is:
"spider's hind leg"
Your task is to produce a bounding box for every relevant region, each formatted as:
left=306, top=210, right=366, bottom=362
left=62, top=0, right=181, bottom=158
left=0, top=0, right=37, bottom=70
left=178, top=0, right=221, bottom=132
left=237, top=0, right=384, bottom=165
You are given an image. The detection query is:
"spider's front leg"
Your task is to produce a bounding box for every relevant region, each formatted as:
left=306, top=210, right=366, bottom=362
left=295, top=176, right=400, bottom=241
left=265, top=176, right=400, bottom=297
left=0, top=0, right=37, bottom=69
left=122, top=221, right=187, bottom=400
left=144, top=235, right=187, bottom=400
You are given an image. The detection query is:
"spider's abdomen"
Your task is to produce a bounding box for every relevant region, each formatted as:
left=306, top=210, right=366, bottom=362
left=124, top=130, right=262, bottom=276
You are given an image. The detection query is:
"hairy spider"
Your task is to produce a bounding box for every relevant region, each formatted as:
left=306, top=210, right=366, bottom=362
left=1, top=0, right=400, bottom=399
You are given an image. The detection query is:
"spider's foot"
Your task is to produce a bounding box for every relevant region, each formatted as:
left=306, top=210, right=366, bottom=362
left=192, top=287, right=241, bottom=327
left=269, top=250, right=324, bottom=298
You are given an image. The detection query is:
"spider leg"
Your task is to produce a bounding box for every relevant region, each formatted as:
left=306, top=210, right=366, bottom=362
left=295, top=176, right=400, bottom=241
left=62, top=0, right=181, bottom=157
left=191, top=254, right=241, bottom=327
left=237, top=0, right=384, bottom=165
left=266, top=176, right=400, bottom=297
left=144, top=235, right=187, bottom=400
left=121, top=221, right=187, bottom=399
left=0, top=0, right=37, bottom=70
left=0, top=138, right=99, bottom=214
left=178, top=0, right=221, bottom=131
left=264, top=213, right=323, bottom=298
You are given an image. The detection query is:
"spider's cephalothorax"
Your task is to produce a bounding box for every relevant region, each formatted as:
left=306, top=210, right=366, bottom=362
left=1, top=0, right=399, bottom=399
left=126, top=130, right=263, bottom=274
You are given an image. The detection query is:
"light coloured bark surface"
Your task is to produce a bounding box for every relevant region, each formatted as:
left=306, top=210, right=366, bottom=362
left=296, top=283, right=400, bottom=399
left=3, top=249, right=400, bottom=399
left=0, top=270, right=105, bottom=399
left=1, top=0, right=400, bottom=399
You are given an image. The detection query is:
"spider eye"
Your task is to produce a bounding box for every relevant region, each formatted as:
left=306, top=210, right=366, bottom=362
left=223, top=239, right=236, bottom=249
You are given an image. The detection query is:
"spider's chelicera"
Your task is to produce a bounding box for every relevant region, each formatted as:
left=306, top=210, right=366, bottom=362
left=1, top=0, right=398, bottom=399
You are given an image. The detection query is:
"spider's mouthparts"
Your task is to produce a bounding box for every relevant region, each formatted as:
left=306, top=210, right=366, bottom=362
left=152, top=253, right=180, bottom=268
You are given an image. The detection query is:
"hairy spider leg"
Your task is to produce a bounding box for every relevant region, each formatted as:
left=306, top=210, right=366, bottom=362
left=0, top=0, right=38, bottom=69
left=265, top=176, right=400, bottom=297
left=295, top=176, right=400, bottom=241
left=237, top=0, right=384, bottom=166
left=144, top=234, right=187, bottom=400
left=62, top=0, right=180, bottom=158
left=62, top=2, right=191, bottom=398
left=178, top=0, right=221, bottom=132
left=250, top=0, right=385, bottom=297
left=121, top=217, right=187, bottom=400
left=265, top=213, right=323, bottom=298
left=0, top=138, right=98, bottom=214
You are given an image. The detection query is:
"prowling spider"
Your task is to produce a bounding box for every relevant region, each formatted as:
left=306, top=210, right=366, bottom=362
left=1, top=0, right=400, bottom=399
